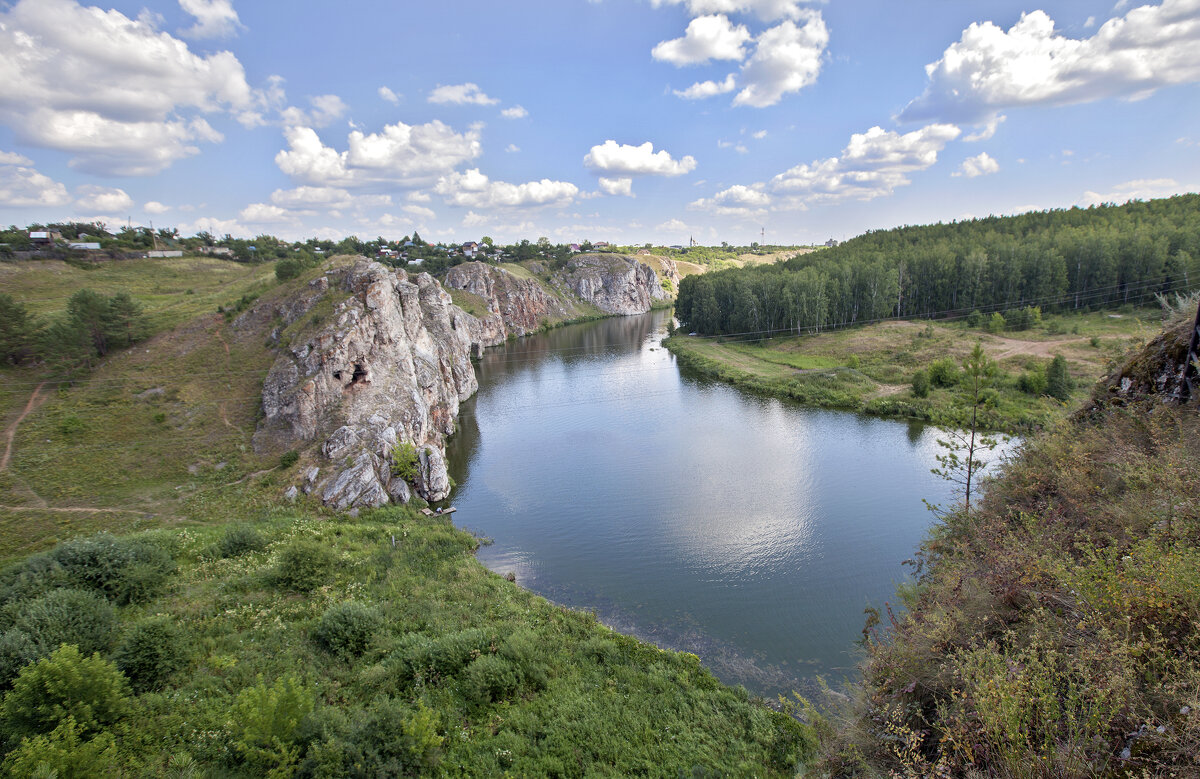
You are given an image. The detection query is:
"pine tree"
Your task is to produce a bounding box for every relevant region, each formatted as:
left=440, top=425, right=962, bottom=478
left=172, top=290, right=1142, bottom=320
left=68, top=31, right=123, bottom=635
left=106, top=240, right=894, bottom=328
left=1046, top=354, right=1073, bottom=401
left=930, top=343, right=1000, bottom=517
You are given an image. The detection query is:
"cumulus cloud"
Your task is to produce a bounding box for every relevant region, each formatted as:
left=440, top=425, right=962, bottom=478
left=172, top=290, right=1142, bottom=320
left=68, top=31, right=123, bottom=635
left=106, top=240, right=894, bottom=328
left=656, top=217, right=691, bottom=234
left=954, top=152, right=1000, bottom=178
left=584, top=140, right=697, bottom=177
left=428, top=83, right=499, bottom=106
left=281, top=95, right=348, bottom=128
left=177, top=215, right=250, bottom=239
left=275, top=120, right=482, bottom=189
left=1079, top=177, right=1189, bottom=206
left=144, top=201, right=171, bottom=214
left=764, top=123, right=961, bottom=206
left=505, top=143, right=521, bottom=153
left=599, top=177, right=635, bottom=197
left=653, top=15, right=752, bottom=65
left=178, top=0, right=243, bottom=39
left=689, top=184, right=770, bottom=216
left=434, top=169, right=579, bottom=208
left=674, top=74, right=738, bottom=99
left=733, top=14, right=829, bottom=107
left=0, top=0, right=258, bottom=175
left=902, top=2, right=1200, bottom=124
left=501, top=105, right=529, bottom=119
left=650, top=0, right=808, bottom=22
left=0, top=154, right=71, bottom=207
left=239, top=202, right=293, bottom=224
left=74, top=185, right=134, bottom=214
left=378, top=86, right=402, bottom=104
left=402, top=204, right=437, bottom=220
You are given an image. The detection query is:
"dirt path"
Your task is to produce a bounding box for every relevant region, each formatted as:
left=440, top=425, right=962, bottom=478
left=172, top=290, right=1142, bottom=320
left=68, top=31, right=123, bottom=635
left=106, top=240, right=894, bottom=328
left=1, top=381, right=48, bottom=471
left=985, top=335, right=1090, bottom=360
left=0, top=504, right=150, bottom=516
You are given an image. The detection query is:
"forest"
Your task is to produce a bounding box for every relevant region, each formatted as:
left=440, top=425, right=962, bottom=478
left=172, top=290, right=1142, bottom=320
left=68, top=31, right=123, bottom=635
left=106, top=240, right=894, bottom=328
left=676, top=195, right=1200, bottom=336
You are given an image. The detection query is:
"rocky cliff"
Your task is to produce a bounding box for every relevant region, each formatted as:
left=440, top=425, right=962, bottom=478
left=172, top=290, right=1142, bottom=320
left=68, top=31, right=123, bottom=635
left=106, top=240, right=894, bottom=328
left=444, top=262, right=571, bottom=338
left=552, top=253, right=675, bottom=315
left=252, top=260, right=499, bottom=510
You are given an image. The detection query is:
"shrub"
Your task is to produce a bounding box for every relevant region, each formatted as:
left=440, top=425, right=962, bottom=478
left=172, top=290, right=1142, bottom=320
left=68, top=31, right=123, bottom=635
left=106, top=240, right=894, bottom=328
left=966, top=309, right=984, bottom=328
left=499, top=630, right=549, bottom=691
left=216, top=525, right=267, bottom=558
left=275, top=258, right=302, bottom=282
left=987, top=312, right=1007, bottom=333
left=1017, top=366, right=1048, bottom=395
left=910, top=369, right=930, bottom=398
left=0, top=630, right=38, bottom=690
left=48, top=533, right=175, bottom=604
left=1046, top=354, right=1073, bottom=401
left=15, top=588, right=116, bottom=656
left=927, top=358, right=959, bottom=388
left=279, top=451, right=299, bottom=469
left=462, top=654, right=521, bottom=706
left=333, top=698, right=444, bottom=774
left=113, top=617, right=189, bottom=692
left=0, top=716, right=121, bottom=778
left=230, top=675, right=314, bottom=774
left=389, top=442, right=419, bottom=483
left=0, top=645, right=130, bottom=738
left=312, top=602, right=381, bottom=659
left=274, top=540, right=334, bottom=592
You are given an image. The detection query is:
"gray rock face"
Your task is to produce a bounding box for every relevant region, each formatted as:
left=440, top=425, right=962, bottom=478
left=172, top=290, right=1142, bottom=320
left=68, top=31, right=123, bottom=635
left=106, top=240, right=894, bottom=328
left=444, top=262, right=570, bottom=338
left=555, top=254, right=667, bottom=315
left=254, top=260, right=490, bottom=509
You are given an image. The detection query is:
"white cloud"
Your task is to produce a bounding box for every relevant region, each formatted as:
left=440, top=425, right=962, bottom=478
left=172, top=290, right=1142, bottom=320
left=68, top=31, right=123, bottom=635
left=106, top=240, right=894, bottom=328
left=902, top=2, right=1200, bottom=124
left=963, top=115, right=1006, bottom=142
left=144, top=201, right=171, bottom=214
left=767, top=123, right=961, bottom=206
left=281, top=95, right=348, bottom=128
left=1079, top=177, right=1189, bottom=205
left=463, top=211, right=489, bottom=227
left=74, top=185, right=134, bottom=214
left=501, top=105, right=528, bottom=119
left=0, top=155, right=71, bottom=207
left=428, top=83, right=499, bottom=106
left=954, top=152, right=1000, bottom=178
left=674, top=74, right=738, bottom=99
left=584, top=140, right=697, bottom=176
left=752, top=129, right=768, bottom=139
left=378, top=86, right=401, bottom=104
left=650, top=0, right=807, bottom=23
left=733, top=14, right=829, bottom=107
left=177, top=215, right=251, bottom=239
left=275, top=120, right=482, bottom=189
left=239, top=202, right=294, bottom=224
left=0, top=0, right=257, bottom=175
left=599, top=177, right=635, bottom=197
left=1084, top=15, right=1097, bottom=27
left=652, top=15, right=752, bottom=66
left=505, top=143, right=521, bottom=153
left=656, top=217, right=691, bottom=233
left=178, top=0, right=243, bottom=39
left=407, top=191, right=432, bottom=203
left=690, top=184, right=770, bottom=216
left=402, top=204, right=437, bottom=220
left=435, top=169, right=579, bottom=208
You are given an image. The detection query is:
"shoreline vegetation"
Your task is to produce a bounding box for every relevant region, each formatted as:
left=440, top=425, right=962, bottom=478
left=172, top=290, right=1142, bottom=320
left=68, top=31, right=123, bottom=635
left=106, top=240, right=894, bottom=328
left=664, top=305, right=1160, bottom=433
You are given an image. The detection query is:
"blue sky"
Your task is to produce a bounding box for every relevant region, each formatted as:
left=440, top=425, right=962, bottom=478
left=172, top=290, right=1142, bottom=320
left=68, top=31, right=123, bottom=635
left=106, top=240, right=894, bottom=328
left=1, top=0, right=1198, bottom=246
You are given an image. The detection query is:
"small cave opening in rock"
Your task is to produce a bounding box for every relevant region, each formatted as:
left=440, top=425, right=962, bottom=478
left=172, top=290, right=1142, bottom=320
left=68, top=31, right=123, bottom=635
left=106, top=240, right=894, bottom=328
left=333, top=364, right=369, bottom=387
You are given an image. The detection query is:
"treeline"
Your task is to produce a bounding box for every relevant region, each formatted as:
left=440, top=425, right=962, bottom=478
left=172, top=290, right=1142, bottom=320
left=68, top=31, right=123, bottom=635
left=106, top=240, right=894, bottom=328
left=677, top=195, right=1200, bottom=335
left=0, top=291, right=149, bottom=377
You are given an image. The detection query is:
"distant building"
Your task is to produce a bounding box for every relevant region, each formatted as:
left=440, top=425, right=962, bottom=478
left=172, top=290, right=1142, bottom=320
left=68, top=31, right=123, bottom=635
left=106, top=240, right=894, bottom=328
left=146, top=250, right=184, bottom=258
left=461, top=241, right=479, bottom=258
left=594, top=241, right=610, bottom=249
left=67, top=242, right=102, bottom=251
left=199, top=246, right=233, bottom=257
left=29, top=231, right=61, bottom=244
left=825, top=238, right=839, bottom=248
left=569, top=243, right=581, bottom=253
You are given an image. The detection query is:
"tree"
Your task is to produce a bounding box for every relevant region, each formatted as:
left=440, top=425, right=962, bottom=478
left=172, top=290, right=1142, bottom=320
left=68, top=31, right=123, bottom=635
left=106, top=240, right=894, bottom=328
left=66, top=289, right=111, bottom=356
left=0, top=293, right=37, bottom=364
left=930, top=343, right=1000, bottom=517
left=104, top=292, right=146, bottom=349
left=1046, top=354, right=1073, bottom=401
left=0, top=644, right=130, bottom=739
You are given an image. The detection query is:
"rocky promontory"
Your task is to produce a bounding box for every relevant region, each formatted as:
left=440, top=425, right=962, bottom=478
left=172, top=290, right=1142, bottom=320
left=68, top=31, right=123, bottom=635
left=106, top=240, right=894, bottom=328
left=254, top=253, right=673, bottom=511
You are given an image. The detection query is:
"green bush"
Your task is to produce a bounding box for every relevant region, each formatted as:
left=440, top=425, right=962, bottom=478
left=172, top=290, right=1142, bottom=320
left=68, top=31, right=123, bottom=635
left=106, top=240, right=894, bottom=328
left=275, top=258, right=303, bottom=282
left=1017, top=366, right=1048, bottom=395
left=0, top=630, right=38, bottom=689
left=1046, top=354, right=1073, bottom=401
left=274, top=540, right=335, bottom=592
left=312, top=602, right=381, bottom=658
left=499, top=630, right=549, bottom=691
left=910, top=369, right=930, bottom=398
left=113, top=617, right=189, bottom=692
left=462, top=654, right=521, bottom=706
left=15, top=588, right=116, bottom=656
left=48, top=533, right=175, bottom=604
left=230, top=675, right=314, bottom=774
left=987, top=311, right=1007, bottom=333
left=966, top=309, right=984, bottom=328
left=927, top=358, right=959, bottom=388
left=1, top=644, right=130, bottom=738
left=389, top=442, right=419, bottom=483
left=216, top=525, right=267, bottom=558
left=0, top=716, right=121, bottom=778
left=279, top=450, right=299, bottom=469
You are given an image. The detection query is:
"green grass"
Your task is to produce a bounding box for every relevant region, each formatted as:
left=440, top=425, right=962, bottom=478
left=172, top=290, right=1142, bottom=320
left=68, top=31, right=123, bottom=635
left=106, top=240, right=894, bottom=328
left=445, top=287, right=491, bottom=318
left=666, top=307, right=1161, bottom=432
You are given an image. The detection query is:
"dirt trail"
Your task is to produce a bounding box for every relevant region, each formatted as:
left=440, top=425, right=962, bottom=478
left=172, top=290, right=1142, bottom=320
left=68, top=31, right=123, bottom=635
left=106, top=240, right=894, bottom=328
left=0, top=504, right=149, bottom=515
left=986, top=335, right=1090, bottom=360
left=1, top=381, right=48, bottom=471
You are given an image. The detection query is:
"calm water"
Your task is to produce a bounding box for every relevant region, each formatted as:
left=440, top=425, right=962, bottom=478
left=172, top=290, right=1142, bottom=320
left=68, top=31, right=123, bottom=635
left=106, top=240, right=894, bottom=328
left=445, top=310, right=1009, bottom=697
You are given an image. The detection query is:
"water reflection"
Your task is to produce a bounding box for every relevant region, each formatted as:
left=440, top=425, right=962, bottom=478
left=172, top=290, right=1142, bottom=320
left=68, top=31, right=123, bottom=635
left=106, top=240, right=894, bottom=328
left=445, top=311, right=1015, bottom=698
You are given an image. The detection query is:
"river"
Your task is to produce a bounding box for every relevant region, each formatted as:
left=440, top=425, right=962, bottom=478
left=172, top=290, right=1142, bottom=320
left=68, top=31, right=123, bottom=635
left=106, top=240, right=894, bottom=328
left=444, top=309, right=1009, bottom=698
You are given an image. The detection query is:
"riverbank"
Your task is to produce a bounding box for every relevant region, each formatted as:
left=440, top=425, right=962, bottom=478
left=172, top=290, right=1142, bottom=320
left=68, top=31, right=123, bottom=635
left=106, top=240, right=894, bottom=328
left=665, top=306, right=1158, bottom=433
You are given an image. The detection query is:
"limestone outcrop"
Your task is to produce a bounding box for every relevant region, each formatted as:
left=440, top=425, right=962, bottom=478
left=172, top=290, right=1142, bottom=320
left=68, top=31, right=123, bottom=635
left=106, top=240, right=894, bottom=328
left=444, top=262, right=570, bottom=338
left=553, top=253, right=672, bottom=315
left=253, top=260, right=496, bottom=509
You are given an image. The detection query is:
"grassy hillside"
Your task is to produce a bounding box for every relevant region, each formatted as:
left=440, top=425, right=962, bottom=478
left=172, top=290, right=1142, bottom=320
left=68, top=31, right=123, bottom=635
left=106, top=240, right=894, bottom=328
left=807, top=304, right=1200, bottom=776
left=0, top=254, right=814, bottom=776
left=666, top=306, right=1156, bottom=432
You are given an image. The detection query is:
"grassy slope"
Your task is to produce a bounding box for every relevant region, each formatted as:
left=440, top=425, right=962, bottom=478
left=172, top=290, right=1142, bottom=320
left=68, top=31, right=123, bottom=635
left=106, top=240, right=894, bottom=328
left=0, top=255, right=813, bottom=776
left=812, top=313, right=1200, bottom=776
left=666, top=308, right=1156, bottom=432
